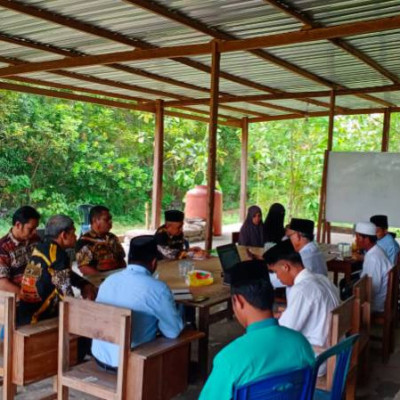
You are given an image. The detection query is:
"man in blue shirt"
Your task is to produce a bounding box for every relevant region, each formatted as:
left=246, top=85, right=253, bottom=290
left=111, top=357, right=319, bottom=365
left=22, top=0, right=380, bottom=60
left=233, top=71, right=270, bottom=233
left=91, top=235, right=183, bottom=370
left=370, top=215, right=399, bottom=266
left=199, top=260, right=315, bottom=400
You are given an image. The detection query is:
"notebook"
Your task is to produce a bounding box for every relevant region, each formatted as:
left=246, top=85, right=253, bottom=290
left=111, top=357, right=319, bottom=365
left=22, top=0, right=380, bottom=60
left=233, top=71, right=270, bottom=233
left=216, top=243, right=242, bottom=285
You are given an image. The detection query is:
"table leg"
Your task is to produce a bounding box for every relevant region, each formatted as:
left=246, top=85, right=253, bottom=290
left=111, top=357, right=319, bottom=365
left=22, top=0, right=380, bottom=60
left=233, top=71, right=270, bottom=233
left=333, top=272, right=339, bottom=286
left=198, top=307, right=210, bottom=382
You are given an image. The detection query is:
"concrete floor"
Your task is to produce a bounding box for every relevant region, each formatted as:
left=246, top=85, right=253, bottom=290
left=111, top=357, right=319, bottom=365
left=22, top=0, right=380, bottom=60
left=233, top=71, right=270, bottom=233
left=12, top=317, right=400, bottom=399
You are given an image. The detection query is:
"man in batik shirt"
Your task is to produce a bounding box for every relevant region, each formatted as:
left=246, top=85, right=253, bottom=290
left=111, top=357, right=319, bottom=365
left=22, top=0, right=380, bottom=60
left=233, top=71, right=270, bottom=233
left=75, top=206, right=126, bottom=276
left=0, top=206, right=40, bottom=296
left=18, top=215, right=96, bottom=325
left=154, top=210, right=188, bottom=260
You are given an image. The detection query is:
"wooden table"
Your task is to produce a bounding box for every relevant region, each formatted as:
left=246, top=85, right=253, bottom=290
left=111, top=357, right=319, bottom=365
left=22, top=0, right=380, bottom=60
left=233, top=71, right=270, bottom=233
left=318, top=243, right=362, bottom=285
left=88, top=257, right=232, bottom=380
left=157, top=257, right=232, bottom=379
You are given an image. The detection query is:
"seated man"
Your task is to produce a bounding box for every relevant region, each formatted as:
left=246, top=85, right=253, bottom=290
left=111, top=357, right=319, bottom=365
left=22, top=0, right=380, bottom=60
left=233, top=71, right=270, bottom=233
left=91, top=235, right=183, bottom=370
left=18, top=215, right=97, bottom=325
left=199, top=260, right=315, bottom=400
left=356, top=221, right=392, bottom=312
left=265, top=240, right=340, bottom=348
left=75, top=205, right=126, bottom=275
left=155, top=210, right=204, bottom=260
left=370, top=215, right=400, bottom=266
left=286, top=218, right=328, bottom=276
left=0, top=206, right=40, bottom=295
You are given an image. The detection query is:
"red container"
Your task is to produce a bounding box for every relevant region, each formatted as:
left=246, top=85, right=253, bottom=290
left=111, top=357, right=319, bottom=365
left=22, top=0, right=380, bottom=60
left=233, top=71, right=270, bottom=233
left=184, top=185, right=223, bottom=236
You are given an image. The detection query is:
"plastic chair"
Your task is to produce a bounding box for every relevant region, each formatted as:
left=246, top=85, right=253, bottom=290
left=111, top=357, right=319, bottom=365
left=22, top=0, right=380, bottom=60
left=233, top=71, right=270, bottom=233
left=312, top=334, right=360, bottom=400
left=233, top=365, right=314, bottom=400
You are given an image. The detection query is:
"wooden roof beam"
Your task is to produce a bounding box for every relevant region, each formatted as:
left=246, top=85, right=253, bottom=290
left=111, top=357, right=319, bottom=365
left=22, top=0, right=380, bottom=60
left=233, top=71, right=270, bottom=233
left=0, top=0, right=311, bottom=115
left=248, top=107, right=400, bottom=123
left=164, top=83, right=400, bottom=107
left=0, top=32, right=281, bottom=118
left=125, top=0, right=392, bottom=107
left=264, top=0, right=400, bottom=85
left=0, top=80, right=239, bottom=127
left=2, top=0, right=399, bottom=70
left=174, top=56, right=330, bottom=111
left=1, top=2, right=398, bottom=108
left=0, top=54, right=240, bottom=122
left=0, top=1, right=336, bottom=113
left=0, top=80, right=154, bottom=112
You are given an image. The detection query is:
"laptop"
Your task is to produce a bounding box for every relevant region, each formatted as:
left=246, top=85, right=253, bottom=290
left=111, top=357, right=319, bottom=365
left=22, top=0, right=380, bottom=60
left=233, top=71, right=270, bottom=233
left=216, top=243, right=242, bottom=285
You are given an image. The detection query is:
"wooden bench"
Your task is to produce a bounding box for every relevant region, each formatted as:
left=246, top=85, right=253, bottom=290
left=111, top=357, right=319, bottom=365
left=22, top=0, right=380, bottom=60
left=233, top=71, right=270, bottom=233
left=58, top=297, right=204, bottom=400
left=126, top=330, right=204, bottom=400
left=0, top=291, right=77, bottom=400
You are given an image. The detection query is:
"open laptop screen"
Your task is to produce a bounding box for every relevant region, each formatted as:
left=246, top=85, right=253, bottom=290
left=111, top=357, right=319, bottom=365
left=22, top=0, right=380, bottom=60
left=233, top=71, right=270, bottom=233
left=216, top=244, right=241, bottom=285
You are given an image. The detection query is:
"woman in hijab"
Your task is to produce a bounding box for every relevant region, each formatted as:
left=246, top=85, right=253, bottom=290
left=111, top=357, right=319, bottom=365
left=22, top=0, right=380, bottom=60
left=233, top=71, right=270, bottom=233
left=238, top=205, right=264, bottom=247
left=264, top=203, right=286, bottom=244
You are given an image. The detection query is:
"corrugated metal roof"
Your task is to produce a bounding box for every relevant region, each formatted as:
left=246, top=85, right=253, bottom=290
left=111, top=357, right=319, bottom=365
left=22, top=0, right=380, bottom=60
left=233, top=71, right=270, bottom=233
left=0, top=0, right=398, bottom=124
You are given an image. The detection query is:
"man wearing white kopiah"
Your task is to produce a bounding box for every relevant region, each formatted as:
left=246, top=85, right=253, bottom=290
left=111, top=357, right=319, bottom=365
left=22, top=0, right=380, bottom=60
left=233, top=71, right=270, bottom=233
left=265, top=240, right=339, bottom=348
left=355, top=221, right=391, bottom=312
left=285, top=218, right=328, bottom=276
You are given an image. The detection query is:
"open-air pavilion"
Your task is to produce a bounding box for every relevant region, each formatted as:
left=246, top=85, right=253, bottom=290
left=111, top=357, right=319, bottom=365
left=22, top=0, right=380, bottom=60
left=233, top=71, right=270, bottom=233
left=1, top=1, right=400, bottom=399
left=1, top=0, right=400, bottom=249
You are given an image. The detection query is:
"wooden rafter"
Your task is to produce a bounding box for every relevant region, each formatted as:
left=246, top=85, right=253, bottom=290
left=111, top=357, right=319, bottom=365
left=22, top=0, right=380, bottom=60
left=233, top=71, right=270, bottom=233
left=0, top=80, right=239, bottom=127
left=248, top=107, right=400, bottom=124
left=164, top=83, right=400, bottom=107
left=264, top=0, right=400, bottom=85
left=0, top=53, right=240, bottom=122
left=127, top=0, right=394, bottom=107
left=0, top=31, right=277, bottom=119
left=0, top=0, right=319, bottom=115
left=0, top=14, right=398, bottom=79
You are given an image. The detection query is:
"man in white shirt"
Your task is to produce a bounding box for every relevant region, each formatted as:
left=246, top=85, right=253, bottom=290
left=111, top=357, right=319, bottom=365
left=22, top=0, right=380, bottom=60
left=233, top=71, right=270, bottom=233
left=355, top=221, right=392, bottom=312
left=286, top=218, right=328, bottom=276
left=265, top=240, right=340, bottom=347
left=370, top=215, right=400, bottom=266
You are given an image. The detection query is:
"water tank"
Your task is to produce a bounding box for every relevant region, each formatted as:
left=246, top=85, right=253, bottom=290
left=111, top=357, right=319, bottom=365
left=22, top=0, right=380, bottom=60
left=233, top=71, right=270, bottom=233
left=184, top=185, right=223, bottom=236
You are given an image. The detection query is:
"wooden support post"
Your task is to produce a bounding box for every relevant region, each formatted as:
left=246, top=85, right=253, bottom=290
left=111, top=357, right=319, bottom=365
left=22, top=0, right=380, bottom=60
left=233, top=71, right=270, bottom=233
left=239, top=117, right=249, bottom=222
left=205, top=41, right=221, bottom=251
left=327, top=90, right=335, bottom=151
left=323, top=91, right=336, bottom=243
left=151, top=100, right=164, bottom=230
left=318, top=91, right=335, bottom=243
left=382, top=108, right=391, bottom=152
left=317, top=150, right=329, bottom=243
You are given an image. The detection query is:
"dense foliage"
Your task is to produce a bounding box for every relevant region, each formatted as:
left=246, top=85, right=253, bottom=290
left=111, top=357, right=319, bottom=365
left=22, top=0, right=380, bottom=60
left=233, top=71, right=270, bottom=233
left=0, top=90, right=398, bottom=232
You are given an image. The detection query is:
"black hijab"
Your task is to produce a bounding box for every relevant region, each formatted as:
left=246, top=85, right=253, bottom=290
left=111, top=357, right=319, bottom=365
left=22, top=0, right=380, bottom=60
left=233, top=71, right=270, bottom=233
left=238, top=205, right=264, bottom=247
left=264, top=203, right=285, bottom=243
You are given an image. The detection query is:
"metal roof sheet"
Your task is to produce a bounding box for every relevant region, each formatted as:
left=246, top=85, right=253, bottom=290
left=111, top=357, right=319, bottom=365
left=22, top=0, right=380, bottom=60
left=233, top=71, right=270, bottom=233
left=0, top=0, right=398, bottom=124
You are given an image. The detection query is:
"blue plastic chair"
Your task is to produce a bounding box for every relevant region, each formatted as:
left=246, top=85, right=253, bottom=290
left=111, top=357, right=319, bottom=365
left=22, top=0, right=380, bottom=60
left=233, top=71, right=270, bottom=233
left=312, top=334, right=360, bottom=400
left=233, top=365, right=314, bottom=400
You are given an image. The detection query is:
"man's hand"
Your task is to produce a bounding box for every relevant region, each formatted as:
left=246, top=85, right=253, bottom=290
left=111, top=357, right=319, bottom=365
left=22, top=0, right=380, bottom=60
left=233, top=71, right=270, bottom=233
left=81, top=283, right=98, bottom=300
left=246, top=248, right=262, bottom=260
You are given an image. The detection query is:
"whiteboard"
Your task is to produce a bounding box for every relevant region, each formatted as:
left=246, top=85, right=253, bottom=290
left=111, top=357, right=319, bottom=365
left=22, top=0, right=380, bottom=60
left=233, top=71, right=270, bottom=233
left=325, top=152, right=400, bottom=227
